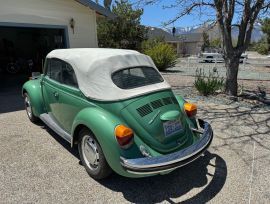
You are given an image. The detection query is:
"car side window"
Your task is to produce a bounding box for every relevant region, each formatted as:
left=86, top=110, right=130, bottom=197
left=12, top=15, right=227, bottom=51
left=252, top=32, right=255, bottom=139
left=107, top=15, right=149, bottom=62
left=46, top=58, right=78, bottom=88
left=61, top=62, right=78, bottom=88
left=49, top=58, right=62, bottom=83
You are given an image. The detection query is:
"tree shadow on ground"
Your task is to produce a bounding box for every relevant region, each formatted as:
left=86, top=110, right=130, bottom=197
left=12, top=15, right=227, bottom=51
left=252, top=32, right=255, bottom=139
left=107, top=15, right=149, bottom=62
left=198, top=104, right=270, bottom=165
left=161, top=70, right=183, bottom=74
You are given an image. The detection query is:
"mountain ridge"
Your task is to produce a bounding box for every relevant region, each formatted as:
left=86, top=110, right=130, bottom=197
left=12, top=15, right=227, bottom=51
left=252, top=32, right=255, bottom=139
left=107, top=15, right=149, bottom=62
left=163, top=23, right=264, bottom=42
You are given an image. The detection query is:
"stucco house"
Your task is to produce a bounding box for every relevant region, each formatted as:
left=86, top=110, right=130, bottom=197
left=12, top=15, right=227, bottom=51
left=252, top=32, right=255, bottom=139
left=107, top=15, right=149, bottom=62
left=178, top=33, right=204, bottom=56
left=147, top=27, right=182, bottom=55
left=0, top=0, right=114, bottom=71
left=147, top=27, right=204, bottom=56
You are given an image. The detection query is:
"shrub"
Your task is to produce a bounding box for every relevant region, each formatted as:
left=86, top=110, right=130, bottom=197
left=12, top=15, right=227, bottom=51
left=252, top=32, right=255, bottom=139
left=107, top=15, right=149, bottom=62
left=255, top=43, right=269, bottom=55
left=194, top=68, right=224, bottom=96
left=143, top=42, right=177, bottom=71
left=141, top=37, right=164, bottom=52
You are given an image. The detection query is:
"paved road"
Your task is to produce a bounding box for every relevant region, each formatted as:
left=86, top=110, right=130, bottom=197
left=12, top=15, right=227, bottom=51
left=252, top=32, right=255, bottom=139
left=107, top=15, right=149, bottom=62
left=0, top=89, right=270, bottom=203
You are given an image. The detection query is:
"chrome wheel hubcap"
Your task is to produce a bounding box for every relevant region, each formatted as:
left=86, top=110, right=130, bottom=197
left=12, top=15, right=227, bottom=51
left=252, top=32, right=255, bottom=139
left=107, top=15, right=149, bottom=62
left=25, top=96, right=32, bottom=118
left=82, top=135, right=99, bottom=170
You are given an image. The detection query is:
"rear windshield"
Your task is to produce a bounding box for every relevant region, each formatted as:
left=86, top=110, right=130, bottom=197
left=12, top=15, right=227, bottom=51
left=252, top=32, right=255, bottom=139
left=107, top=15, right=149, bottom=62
left=112, top=67, right=164, bottom=89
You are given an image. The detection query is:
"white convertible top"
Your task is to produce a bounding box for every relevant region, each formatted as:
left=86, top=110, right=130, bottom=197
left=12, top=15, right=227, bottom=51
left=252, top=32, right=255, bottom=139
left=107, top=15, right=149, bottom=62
left=46, top=48, right=171, bottom=101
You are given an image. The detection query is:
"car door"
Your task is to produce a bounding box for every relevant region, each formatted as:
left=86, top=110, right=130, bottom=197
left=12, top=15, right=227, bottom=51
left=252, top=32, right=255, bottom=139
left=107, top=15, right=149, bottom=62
left=55, top=61, right=89, bottom=133
left=42, top=58, right=64, bottom=126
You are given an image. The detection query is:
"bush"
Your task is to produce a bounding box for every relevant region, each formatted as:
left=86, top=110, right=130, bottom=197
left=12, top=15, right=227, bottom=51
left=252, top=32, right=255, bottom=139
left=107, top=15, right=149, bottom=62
left=194, top=68, right=224, bottom=96
left=143, top=42, right=177, bottom=71
left=141, top=37, right=164, bottom=51
left=255, top=43, right=269, bottom=55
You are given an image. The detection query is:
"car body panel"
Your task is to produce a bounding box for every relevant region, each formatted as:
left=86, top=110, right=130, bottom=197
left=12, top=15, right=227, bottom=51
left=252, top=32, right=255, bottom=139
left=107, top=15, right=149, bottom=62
left=42, top=76, right=63, bottom=126
left=119, top=90, right=197, bottom=153
left=22, top=78, right=45, bottom=117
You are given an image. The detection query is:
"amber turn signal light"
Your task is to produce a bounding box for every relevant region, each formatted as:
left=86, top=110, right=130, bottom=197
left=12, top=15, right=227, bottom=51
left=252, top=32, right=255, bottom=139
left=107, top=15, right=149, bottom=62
left=184, top=103, right=197, bottom=117
left=115, top=125, right=134, bottom=149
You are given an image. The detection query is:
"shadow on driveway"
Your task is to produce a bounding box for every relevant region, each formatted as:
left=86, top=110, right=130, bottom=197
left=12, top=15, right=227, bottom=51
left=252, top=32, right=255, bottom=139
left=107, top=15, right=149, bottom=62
left=100, top=152, right=227, bottom=203
left=0, top=73, right=28, bottom=114
left=41, top=122, right=227, bottom=203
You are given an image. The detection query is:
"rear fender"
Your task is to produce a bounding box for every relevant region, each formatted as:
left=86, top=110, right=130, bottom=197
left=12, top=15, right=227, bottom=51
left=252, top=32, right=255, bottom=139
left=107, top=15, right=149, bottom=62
left=22, top=79, right=45, bottom=117
left=175, top=95, right=186, bottom=109
left=175, top=95, right=198, bottom=128
left=71, top=107, right=130, bottom=175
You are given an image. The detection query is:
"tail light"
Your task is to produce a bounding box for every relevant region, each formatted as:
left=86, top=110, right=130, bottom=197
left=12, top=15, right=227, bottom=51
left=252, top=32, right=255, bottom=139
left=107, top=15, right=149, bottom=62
left=184, top=103, right=197, bottom=117
left=115, top=125, right=134, bottom=149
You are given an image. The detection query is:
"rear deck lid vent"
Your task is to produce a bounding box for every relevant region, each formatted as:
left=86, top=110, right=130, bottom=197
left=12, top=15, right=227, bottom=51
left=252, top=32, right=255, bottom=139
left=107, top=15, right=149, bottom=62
left=171, top=97, right=178, bottom=104
left=162, top=97, right=173, bottom=105
left=137, top=104, right=153, bottom=117
left=151, top=99, right=164, bottom=109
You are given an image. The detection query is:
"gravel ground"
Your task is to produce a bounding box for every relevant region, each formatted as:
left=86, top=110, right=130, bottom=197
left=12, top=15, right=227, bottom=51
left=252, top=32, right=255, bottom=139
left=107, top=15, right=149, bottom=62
left=173, top=58, right=270, bottom=81
left=0, top=64, right=270, bottom=203
left=162, top=58, right=270, bottom=95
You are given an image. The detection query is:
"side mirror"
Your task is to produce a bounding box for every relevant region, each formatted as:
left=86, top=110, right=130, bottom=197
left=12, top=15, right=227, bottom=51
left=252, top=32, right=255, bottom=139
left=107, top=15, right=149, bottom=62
left=31, top=72, right=41, bottom=79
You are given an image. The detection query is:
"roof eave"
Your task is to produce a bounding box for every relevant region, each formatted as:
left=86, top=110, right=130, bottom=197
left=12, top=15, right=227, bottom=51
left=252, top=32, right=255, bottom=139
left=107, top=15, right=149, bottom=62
left=76, top=0, right=117, bottom=19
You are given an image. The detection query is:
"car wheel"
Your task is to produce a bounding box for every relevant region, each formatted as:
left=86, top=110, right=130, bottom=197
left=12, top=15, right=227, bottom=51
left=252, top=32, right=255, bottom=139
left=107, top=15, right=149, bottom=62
left=78, top=128, right=112, bottom=180
left=24, top=93, right=39, bottom=123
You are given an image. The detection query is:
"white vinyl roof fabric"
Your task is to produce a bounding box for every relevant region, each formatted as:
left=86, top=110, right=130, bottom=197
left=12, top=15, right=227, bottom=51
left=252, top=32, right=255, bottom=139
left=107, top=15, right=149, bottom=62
left=46, top=48, right=171, bottom=101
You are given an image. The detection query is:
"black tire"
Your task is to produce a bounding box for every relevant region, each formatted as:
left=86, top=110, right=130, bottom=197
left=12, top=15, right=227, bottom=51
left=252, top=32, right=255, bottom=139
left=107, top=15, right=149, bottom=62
left=78, top=128, right=112, bottom=180
left=205, top=56, right=213, bottom=63
left=23, top=93, right=39, bottom=123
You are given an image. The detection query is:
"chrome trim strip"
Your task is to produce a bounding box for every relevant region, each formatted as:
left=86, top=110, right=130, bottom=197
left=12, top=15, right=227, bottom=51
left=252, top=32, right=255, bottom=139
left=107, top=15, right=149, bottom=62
left=120, top=120, right=213, bottom=174
left=148, top=110, right=161, bottom=124
left=125, top=154, right=202, bottom=175
left=191, top=127, right=204, bottom=134
left=40, top=113, right=72, bottom=143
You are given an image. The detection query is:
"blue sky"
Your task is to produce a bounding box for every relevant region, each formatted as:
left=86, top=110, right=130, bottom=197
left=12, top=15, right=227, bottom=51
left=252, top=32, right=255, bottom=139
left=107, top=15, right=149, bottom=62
left=129, top=0, right=209, bottom=29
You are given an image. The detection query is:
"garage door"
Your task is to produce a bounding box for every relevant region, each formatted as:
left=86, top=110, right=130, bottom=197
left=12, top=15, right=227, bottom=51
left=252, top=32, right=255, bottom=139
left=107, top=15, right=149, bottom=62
left=0, top=24, right=68, bottom=74
left=0, top=24, right=69, bottom=96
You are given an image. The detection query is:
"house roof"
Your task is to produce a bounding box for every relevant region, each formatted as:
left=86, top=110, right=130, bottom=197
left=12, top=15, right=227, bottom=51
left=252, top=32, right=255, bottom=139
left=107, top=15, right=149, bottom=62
left=147, top=27, right=203, bottom=43
left=76, top=0, right=116, bottom=19
left=178, top=33, right=203, bottom=43
left=147, top=27, right=180, bottom=42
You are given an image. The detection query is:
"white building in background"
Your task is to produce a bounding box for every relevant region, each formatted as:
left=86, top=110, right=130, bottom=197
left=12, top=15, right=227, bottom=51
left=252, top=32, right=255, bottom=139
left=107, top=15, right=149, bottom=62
left=0, top=0, right=114, bottom=48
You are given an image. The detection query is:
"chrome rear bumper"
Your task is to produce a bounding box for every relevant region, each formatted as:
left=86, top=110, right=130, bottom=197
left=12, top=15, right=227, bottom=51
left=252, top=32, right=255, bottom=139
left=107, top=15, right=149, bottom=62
left=120, top=119, right=213, bottom=175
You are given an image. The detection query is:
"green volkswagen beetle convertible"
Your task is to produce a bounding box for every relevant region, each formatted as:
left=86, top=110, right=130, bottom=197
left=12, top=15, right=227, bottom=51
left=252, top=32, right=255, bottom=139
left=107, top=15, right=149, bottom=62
left=22, top=48, right=213, bottom=180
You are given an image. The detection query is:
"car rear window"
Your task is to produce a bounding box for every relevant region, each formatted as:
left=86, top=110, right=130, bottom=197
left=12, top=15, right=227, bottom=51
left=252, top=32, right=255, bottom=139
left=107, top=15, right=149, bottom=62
left=112, top=67, right=164, bottom=89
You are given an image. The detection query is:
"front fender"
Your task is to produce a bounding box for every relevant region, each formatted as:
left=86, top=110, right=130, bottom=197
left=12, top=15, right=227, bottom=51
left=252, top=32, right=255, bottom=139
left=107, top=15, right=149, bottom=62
left=22, top=79, right=45, bottom=117
left=71, top=107, right=133, bottom=176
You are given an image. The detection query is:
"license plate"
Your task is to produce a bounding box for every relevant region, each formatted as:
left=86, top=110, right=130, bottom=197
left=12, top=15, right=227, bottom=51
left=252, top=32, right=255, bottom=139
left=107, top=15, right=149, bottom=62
left=163, top=120, right=182, bottom=137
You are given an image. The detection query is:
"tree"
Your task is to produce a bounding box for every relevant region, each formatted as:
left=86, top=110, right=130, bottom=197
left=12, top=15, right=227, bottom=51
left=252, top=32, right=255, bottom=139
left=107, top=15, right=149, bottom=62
left=139, top=0, right=270, bottom=96
left=261, top=18, right=270, bottom=51
left=201, top=31, right=210, bottom=51
left=210, top=38, right=222, bottom=48
left=97, top=0, right=147, bottom=50
left=104, top=0, right=113, bottom=9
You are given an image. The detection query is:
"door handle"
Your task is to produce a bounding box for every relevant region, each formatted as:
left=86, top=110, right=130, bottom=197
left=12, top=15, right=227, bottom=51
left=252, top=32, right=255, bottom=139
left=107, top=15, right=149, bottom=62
left=53, top=92, right=59, bottom=98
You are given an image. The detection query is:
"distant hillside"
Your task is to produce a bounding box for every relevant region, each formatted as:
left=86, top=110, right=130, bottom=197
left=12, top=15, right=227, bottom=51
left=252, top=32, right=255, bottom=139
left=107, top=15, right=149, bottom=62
left=164, top=23, right=264, bottom=42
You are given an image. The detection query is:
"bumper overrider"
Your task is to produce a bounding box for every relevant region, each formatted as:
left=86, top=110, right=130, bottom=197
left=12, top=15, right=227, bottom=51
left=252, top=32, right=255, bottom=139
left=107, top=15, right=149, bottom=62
left=120, top=119, right=213, bottom=175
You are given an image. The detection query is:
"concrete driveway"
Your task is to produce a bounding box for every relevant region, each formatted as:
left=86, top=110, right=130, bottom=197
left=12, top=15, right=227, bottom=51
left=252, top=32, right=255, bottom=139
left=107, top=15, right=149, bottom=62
left=0, top=83, right=269, bottom=203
